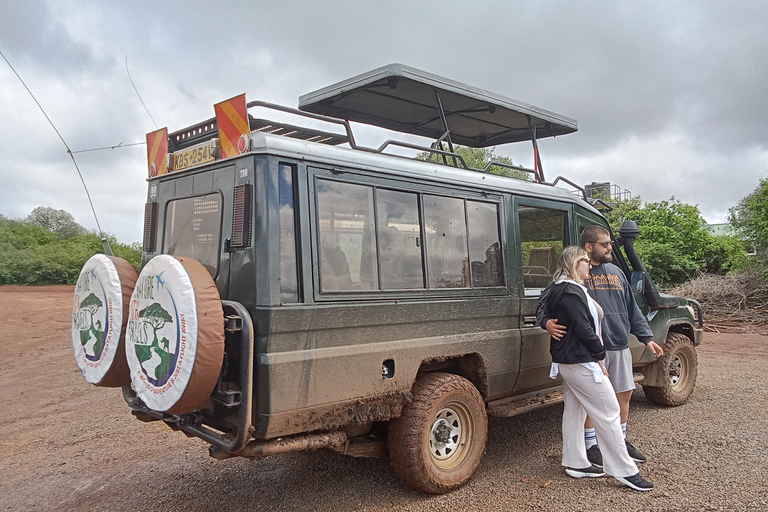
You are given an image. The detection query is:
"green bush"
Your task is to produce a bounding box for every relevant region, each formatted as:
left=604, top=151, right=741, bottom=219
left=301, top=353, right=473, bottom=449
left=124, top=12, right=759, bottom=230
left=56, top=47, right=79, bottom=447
left=0, top=214, right=140, bottom=285
left=701, top=235, right=751, bottom=274
left=605, top=197, right=750, bottom=287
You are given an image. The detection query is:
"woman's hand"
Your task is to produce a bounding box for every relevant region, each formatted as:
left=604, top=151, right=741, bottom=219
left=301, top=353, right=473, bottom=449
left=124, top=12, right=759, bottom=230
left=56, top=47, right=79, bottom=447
left=600, top=363, right=609, bottom=377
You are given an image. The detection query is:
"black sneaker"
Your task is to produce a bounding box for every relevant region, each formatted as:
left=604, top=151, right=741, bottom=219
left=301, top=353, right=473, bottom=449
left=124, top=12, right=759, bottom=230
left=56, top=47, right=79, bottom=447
left=615, top=473, right=654, bottom=491
left=625, top=440, right=646, bottom=463
left=586, top=445, right=603, bottom=467
left=565, top=465, right=605, bottom=478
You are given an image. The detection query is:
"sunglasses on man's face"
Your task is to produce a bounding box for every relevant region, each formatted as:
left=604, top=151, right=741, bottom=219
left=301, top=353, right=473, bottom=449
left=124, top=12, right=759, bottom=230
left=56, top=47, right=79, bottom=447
left=591, top=241, right=611, bottom=248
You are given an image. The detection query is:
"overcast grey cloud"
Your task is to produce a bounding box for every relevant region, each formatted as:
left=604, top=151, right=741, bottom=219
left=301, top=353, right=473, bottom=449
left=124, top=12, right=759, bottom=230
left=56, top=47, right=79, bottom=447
left=1, top=0, right=766, bottom=243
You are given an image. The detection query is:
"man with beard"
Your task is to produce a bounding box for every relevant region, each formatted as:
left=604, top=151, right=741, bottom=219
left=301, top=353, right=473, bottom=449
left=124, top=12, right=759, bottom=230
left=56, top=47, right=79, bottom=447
left=536, top=225, right=664, bottom=468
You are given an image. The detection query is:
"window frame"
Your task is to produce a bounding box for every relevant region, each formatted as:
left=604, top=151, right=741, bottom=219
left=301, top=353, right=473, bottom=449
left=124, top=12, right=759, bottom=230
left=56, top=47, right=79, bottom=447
left=162, top=191, right=225, bottom=278
left=512, top=196, right=572, bottom=297
left=307, top=166, right=509, bottom=302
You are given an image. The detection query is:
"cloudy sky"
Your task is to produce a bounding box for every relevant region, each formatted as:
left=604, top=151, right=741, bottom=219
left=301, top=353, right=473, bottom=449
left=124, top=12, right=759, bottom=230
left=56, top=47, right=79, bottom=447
left=2, top=0, right=766, bottom=244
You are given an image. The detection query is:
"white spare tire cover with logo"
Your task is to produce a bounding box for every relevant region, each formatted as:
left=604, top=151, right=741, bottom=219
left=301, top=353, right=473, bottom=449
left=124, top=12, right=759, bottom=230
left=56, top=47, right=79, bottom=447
left=126, top=255, right=224, bottom=414
left=72, top=255, right=138, bottom=387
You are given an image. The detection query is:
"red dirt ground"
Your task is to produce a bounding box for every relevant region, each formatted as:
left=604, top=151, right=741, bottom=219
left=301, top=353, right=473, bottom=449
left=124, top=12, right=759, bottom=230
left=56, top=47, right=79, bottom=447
left=1, top=284, right=765, bottom=511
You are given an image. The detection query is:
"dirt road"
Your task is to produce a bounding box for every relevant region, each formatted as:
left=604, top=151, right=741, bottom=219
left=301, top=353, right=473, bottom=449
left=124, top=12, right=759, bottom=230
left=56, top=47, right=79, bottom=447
left=1, top=285, right=767, bottom=511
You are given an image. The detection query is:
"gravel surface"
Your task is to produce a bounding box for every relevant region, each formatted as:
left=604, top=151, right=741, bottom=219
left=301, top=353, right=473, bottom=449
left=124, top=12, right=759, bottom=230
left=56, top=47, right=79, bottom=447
left=2, top=285, right=767, bottom=511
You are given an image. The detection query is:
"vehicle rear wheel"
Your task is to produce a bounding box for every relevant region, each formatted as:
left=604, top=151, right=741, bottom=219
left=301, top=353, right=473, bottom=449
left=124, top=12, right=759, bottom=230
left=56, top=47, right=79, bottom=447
left=388, top=372, right=487, bottom=494
left=643, top=332, right=698, bottom=406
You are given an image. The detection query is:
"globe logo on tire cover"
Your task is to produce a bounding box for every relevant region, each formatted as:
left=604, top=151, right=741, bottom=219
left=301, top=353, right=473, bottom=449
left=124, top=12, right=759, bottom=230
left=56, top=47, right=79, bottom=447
left=126, top=255, right=199, bottom=412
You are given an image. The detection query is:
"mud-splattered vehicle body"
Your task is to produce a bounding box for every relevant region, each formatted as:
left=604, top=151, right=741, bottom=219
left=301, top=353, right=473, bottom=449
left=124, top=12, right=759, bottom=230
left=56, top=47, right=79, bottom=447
left=72, top=64, right=703, bottom=494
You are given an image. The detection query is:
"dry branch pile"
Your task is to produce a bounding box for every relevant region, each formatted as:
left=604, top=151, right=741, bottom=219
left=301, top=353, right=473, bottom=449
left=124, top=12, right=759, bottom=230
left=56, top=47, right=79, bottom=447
left=670, top=270, right=768, bottom=334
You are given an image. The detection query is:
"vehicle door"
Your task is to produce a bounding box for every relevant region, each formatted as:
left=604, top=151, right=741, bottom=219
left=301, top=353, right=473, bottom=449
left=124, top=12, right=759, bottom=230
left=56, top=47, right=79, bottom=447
left=512, top=198, right=571, bottom=393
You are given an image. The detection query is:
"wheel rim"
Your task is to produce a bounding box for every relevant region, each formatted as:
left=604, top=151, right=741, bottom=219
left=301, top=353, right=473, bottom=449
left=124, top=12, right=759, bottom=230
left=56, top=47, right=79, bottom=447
left=668, top=351, right=689, bottom=391
left=429, top=403, right=473, bottom=469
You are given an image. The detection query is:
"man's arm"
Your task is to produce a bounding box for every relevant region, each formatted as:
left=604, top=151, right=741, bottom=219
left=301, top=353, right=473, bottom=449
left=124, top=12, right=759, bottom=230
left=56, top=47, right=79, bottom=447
left=560, top=294, right=606, bottom=360
left=535, top=282, right=567, bottom=340
left=622, top=273, right=664, bottom=357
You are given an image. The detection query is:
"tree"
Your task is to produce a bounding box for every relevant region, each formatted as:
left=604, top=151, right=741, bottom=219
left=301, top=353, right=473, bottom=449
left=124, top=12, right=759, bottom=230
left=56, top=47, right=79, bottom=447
left=730, top=177, right=768, bottom=255
left=604, top=197, right=749, bottom=287
left=139, top=302, right=173, bottom=349
left=27, top=206, right=87, bottom=239
left=0, top=210, right=140, bottom=285
left=80, top=293, right=103, bottom=330
left=418, top=145, right=530, bottom=180
left=137, top=302, right=174, bottom=379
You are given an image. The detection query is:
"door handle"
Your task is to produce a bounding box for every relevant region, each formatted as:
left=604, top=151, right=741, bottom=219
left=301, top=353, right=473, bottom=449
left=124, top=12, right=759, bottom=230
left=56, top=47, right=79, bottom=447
left=523, top=316, right=538, bottom=327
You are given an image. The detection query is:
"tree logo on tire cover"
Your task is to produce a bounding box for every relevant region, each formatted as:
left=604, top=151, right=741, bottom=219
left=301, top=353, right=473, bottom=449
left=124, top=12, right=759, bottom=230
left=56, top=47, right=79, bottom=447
left=127, top=271, right=181, bottom=386
left=73, top=268, right=110, bottom=363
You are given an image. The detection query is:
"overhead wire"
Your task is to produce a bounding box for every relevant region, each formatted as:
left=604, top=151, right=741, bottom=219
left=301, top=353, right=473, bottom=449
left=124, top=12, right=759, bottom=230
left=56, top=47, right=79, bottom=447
left=126, top=56, right=158, bottom=129
left=0, top=49, right=111, bottom=253
left=70, top=141, right=146, bottom=154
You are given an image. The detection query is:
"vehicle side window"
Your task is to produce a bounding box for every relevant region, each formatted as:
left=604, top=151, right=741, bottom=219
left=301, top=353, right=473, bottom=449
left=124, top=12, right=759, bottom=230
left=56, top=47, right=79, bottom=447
left=314, top=174, right=505, bottom=294
left=316, top=179, right=378, bottom=292
left=376, top=189, right=425, bottom=290
left=518, top=206, right=567, bottom=296
left=467, top=200, right=504, bottom=287
left=424, top=195, right=469, bottom=288
left=278, top=164, right=299, bottom=302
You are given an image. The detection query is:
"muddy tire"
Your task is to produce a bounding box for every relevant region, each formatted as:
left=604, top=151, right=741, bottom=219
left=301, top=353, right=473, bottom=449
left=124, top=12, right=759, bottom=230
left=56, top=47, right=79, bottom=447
left=125, top=255, right=224, bottom=414
left=643, top=332, right=698, bottom=406
left=72, top=255, right=138, bottom=387
left=388, top=372, right=487, bottom=494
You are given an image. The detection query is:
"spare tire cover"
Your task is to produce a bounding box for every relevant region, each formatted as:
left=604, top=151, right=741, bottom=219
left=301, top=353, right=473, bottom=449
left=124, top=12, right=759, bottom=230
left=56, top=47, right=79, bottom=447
left=72, top=255, right=138, bottom=387
left=126, top=255, right=224, bottom=414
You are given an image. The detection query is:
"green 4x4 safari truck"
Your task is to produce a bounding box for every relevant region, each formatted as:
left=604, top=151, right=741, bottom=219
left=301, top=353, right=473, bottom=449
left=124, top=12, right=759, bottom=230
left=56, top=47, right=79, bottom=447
left=71, top=64, right=703, bottom=494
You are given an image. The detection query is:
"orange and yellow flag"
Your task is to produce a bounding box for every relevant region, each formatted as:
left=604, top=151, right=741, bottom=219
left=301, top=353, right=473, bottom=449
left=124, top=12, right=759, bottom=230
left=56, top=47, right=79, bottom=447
left=214, top=94, right=250, bottom=159
left=146, top=128, right=168, bottom=177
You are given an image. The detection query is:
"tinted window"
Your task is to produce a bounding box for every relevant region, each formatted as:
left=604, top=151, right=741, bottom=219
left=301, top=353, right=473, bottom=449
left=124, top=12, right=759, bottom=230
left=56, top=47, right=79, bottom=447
left=376, top=189, right=425, bottom=290
left=518, top=206, right=566, bottom=295
left=279, top=164, right=299, bottom=302
left=314, top=174, right=506, bottom=294
left=423, top=195, right=468, bottom=288
left=316, top=179, right=378, bottom=291
left=163, top=193, right=222, bottom=276
left=467, top=200, right=504, bottom=287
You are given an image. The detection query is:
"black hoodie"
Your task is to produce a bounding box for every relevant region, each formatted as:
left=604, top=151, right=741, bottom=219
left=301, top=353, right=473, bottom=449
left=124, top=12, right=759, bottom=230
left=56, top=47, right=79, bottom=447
left=541, top=280, right=606, bottom=364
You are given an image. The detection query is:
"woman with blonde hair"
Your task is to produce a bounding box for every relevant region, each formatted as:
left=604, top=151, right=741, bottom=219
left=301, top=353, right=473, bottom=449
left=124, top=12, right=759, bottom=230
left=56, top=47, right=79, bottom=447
left=540, top=246, right=653, bottom=491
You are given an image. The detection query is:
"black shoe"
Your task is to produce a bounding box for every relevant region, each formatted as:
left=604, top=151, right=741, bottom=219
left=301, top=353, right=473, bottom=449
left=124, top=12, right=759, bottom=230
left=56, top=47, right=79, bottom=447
left=625, top=440, right=646, bottom=463
left=615, top=472, right=654, bottom=491
left=565, top=465, right=605, bottom=478
left=586, top=445, right=603, bottom=467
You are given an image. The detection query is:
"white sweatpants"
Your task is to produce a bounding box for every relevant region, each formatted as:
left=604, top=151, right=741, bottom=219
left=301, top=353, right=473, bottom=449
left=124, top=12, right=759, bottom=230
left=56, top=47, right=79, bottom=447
left=558, top=363, right=638, bottom=478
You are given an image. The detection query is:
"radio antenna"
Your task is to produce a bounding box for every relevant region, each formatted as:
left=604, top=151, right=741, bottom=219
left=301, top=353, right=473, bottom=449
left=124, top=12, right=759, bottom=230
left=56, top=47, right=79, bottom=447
left=0, top=50, right=113, bottom=255
left=126, top=57, right=158, bottom=129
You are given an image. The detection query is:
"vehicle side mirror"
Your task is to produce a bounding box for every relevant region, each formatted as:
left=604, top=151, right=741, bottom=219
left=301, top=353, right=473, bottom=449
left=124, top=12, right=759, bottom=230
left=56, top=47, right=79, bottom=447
left=630, top=271, right=645, bottom=293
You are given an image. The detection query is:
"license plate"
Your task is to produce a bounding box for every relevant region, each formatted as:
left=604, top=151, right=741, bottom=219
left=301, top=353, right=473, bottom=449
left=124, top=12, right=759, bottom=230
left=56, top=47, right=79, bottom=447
left=170, top=140, right=218, bottom=171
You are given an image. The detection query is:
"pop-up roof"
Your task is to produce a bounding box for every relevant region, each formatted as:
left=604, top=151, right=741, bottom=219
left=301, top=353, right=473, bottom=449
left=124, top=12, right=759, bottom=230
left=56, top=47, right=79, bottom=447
left=298, top=63, right=577, bottom=148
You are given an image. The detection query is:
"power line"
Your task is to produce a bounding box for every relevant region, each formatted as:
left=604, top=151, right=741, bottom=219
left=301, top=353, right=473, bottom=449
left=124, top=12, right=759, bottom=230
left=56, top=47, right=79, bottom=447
left=70, top=141, right=146, bottom=154
left=126, top=56, right=158, bottom=129
left=1, top=49, right=111, bottom=253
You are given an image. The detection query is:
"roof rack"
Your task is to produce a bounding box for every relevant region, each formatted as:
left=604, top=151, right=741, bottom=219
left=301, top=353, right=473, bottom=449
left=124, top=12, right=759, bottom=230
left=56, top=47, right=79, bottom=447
left=299, top=64, right=578, bottom=181
left=168, top=106, right=350, bottom=153
left=166, top=65, right=583, bottom=188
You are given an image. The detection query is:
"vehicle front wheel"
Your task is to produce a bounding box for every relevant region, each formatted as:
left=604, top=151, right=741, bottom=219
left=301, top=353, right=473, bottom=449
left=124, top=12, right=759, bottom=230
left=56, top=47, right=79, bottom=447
left=643, top=332, right=698, bottom=406
left=388, top=372, right=487, bottom=494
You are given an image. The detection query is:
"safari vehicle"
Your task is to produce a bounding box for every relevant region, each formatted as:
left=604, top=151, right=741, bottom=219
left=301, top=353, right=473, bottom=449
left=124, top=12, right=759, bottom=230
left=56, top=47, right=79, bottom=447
left=71, top=64, right=704, bottom=494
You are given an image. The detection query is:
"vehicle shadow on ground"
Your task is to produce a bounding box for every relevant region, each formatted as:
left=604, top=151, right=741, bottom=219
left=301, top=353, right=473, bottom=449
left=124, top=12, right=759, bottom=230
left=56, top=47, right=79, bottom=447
left=113, top=405, right=571, bottom=512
